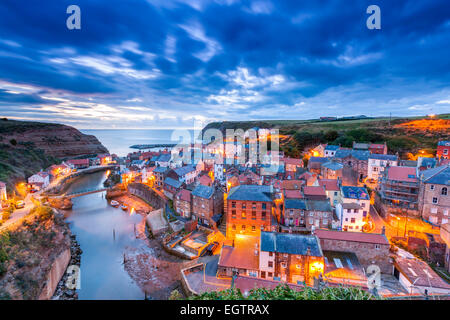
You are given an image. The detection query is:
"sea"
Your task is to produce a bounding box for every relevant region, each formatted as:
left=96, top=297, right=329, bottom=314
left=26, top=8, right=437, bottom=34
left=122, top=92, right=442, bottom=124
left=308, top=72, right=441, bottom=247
left=81, top=129, right=196, bottom=157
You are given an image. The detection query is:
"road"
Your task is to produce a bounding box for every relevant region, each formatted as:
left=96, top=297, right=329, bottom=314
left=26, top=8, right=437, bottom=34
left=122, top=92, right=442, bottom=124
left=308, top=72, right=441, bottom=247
left=0, top=193, right=37, bottom=232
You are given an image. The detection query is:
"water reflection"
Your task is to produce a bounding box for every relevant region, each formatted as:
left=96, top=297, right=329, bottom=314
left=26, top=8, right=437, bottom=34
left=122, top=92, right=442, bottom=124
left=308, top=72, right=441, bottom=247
left=64, top=171, right=145, bottom=300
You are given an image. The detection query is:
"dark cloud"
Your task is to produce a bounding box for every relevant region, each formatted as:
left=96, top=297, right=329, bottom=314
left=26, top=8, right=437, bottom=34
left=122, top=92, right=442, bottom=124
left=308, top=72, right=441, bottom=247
left=0, top=0, right=449, bottom=128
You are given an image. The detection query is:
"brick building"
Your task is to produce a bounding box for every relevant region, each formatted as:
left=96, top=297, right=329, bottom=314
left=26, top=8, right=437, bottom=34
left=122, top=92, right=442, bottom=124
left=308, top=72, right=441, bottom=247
left=437, top=140, right=450, bottom=160
left=333, top=149, right=370, bottom=182
left=174, top=189, right=192, bottom=218
left=191, top=184, right=223, bottom=227
left=226, top=185, right=275, bottom=239
left=418, top=165, right=449, bottom=226
left=282, top=199, right=332, bottom=231
left=314, top=229, right=392, bottom=274
left=380, top=166, right=419, bottom=210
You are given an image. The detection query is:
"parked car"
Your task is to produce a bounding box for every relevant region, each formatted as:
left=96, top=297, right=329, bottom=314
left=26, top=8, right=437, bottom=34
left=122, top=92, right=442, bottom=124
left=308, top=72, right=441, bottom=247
left=15, top=200, right=25, bottom=209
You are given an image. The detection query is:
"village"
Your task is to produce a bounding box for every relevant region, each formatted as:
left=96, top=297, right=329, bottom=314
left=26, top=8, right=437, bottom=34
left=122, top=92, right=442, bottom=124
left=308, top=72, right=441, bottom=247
left=1, top=132, right=449, bottom=299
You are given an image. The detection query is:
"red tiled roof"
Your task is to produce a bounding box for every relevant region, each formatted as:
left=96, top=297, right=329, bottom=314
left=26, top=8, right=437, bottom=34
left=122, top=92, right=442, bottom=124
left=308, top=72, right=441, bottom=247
left=284, top=190, right=303, bottom=199
left=176, top=189, right=191, bottom=202
left=315, top=229, right=389, bottom=245
left=198, top=174, right=212, bottom=186
left=303, top=186, right=326, bottom=196
left=281, top=179, right=304, bottom=190
left=318, top=179, right=340, bottom=191
left=395, top=257, right=450, bottom=290
left=282, top=157, right=303, bottom=166
left=218, top=236, right=259, bottom=270
left=387, top=166, right=418, bottom=182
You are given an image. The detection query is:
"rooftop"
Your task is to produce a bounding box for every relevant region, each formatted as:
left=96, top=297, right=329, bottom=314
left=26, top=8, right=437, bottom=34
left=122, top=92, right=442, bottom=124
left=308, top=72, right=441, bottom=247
left=164, top=177, right=183, bottom=188
left=318, top=179, right=340, bottom=191
left=227, top=185, right=272, bottom=202
left=341, top=186, right=370, bottom=200
left=174, top=164, right=196, bottom=176
left=176, top=189, right=191, bottom=202
left=369, top=154, right=398, bottom=161
left=314, top=229, right=389, bottom=245
left=192, top=184, right=214, bottom=199
left=324, top=145, right=340, bottom=151
left=219, top=235, right=259, bottom=270
left=420, top=165, right=450, bottom=185
left=386, top=166, right=418, bottom=183
left=334, top=149, right=370, bottom=161
left=394, top=257, right=450, bottom=290
left=260, top=231, right=323, bottom=257
left=303, top=186, right=327, bottom=197
left=322, top=161, right=344, bottom=171
left=285, top=199, right=307, bottom=210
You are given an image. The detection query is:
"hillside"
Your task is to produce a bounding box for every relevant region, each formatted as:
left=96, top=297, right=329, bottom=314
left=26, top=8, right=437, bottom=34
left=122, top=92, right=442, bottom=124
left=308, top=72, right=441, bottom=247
left=202, top=114, right=450, bottom=158
left=0, top=118, right=109, bottom=189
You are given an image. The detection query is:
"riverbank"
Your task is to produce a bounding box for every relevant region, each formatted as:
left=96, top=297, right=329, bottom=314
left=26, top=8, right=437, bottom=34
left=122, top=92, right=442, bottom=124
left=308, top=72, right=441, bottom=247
left=108, top=191, right=186, bottom=299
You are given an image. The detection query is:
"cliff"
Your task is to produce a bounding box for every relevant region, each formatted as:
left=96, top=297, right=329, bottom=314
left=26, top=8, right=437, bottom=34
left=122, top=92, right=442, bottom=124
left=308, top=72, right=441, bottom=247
left=0, top=118, right=108, bottom=159
left=0, top=118, right=109, bottom=188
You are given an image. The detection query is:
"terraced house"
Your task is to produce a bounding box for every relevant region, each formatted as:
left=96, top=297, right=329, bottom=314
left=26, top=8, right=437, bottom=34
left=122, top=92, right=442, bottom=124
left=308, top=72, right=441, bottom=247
left=333, top=149, right=370, bottom=182
left=191, top=184, right=223, bottom=227
left=419, top=165, right=450, bottom=226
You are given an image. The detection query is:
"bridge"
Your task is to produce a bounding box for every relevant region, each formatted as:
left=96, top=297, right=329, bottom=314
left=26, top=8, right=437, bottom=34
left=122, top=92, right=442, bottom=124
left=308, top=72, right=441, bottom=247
left=64, top=187, right=111, bottom=199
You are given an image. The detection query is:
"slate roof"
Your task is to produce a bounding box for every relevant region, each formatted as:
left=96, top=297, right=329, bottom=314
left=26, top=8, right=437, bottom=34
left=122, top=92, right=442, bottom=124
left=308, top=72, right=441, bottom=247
left=309, top=156, right=329, bottom=163
left=164, top=177, right=183, bottom=188
left=260, top=232, right=323, bottom=257
left=227, top=185, right=272, bottom=202
left=369, top=154, right=398, bottom=161
left=334, top=149, right=370, bottom=161
left=341, top=186, right=370, bottom=200
left=324, top=145, right=340, bottom=151
left=420, top=165, right=450, bottom=185
left=153, top=166, right=168, bottom=173
left=307, top=200, right=332, bottom=212
left=174, top=164, right=196, bottom=176
left=322, top=161, right=343, bottom=171
left=192, top=184, right=214, bottom=199
left=285, top=199, right=307, bottom=210
left=438, top=140, right=450, bottom=146
left=156, top=153, right=171, bottom=162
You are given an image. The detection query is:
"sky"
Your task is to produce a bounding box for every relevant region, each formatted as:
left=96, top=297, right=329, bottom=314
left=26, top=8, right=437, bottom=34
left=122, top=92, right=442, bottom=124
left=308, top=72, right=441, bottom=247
left=0, top=0, right=449, bottom=129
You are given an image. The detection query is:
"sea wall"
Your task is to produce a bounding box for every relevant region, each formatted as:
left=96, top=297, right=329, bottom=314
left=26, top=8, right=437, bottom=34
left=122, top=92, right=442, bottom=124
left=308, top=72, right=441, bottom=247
left=38, top=248, right=71, bottom=300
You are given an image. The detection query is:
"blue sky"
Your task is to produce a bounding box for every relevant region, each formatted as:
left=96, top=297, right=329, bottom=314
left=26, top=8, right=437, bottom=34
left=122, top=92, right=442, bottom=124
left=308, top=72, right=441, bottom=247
left=0, top=0, right=449, bottom=129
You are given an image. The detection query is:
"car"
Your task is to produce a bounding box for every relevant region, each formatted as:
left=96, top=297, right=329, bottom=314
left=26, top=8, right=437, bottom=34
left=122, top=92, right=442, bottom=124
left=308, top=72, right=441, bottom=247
left=15, top=200, right=25, bottom=209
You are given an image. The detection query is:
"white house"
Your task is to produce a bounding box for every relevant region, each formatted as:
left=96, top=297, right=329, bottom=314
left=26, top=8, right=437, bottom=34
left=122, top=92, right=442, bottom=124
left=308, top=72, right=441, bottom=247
left=28, top=172, right=50, bottom=190
left=368, top=154, right=398, bottom=181
left=0, top=181, right=7, bottom=209
left=336, top=186, right=371, bottom=232
left=324, top=145, right=340, bottom=157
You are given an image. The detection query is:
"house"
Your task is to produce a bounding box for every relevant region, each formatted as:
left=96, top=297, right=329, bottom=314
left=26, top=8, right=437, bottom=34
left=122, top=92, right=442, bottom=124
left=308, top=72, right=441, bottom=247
left=281, top=157, right=303, bottom=173
left=238, top=170, right=261, bottom=185
left=163, top=177, right=183, bottom=200
left=259, top=231, right=324, bottom=285
left=437, top=140, right=450, bottom=160
left=369, top=142, right=388, bottom=155
left=380, top=166, right=419, bottom=210
left=333, top=149, right=370, bottom=182
left=318, top=179, right=341, bottom=207
left=218, top=235, right=260, bottom=278
left=141, top=166, right=155, bottom=185
left=198, top=174, right=213, bottom=186
left=393, top=257, right=450, bottom=295
left=321, top=161, right=343, bottom=180
left=336, top=186, right=370, bottom=232
left=303, top=186, right=327, bottom=201
left=314, top=229, right=392, bottom=274
left=324, top=145, right=340, bottom=157
left=48, top=163, right=71, bottom=179
left=155, top=153, right=171, bottom=167
left=311, top=144, right=326, bottom=157
left=191, top=184, right=223, bottom=227
left=153, top=166, right=168, bottom=189
left=417, top=157, right=437, bottom=171
left=65, top=159, right=90, bottom=170
left=418, top=165, right=450, bottom=226
left=367, top=154, right=398, bottom=181
left=28, top=172, right=50, bottom=190
left=307, top=157, right=329, bottom=174
left=167, top=164, right=198, bottom=184
left=174, top=189, right=192, bottom=219
left=352, top=142, right=369, bottom=151
left=0, top=181, right=7, bottom=209
left=441, top=223, right=450, bottom=273
left=226, top=185, right=275, bottom=239
left=97, top=154, right=112, bottom=166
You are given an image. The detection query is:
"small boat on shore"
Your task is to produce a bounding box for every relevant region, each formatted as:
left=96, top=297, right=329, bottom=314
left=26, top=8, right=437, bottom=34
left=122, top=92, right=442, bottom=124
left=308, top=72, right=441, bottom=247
left=120, top=204, right=128, bottom=211
left=110, top=200, right=119, bottom=207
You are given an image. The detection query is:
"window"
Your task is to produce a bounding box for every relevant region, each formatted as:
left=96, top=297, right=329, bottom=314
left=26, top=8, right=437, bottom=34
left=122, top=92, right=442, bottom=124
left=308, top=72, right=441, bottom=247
left=268, top=272, right=273, bottom=278
left=232, top=210, right=236, bottom=218
left=323, top=213, right=327, bottom=218
left=309, top=218, right=314, bottom=225
left=231, top=202, right=236, bottom=208
left=232, top=224, right=236, bottom=230
left=241, top=225, right=246, bottom=230
left=252, top=211, right=256, bottom=220
left=269, top=252, right=273, bottom=257
left=262, top=212, right=266, bottom=220
left=268, top=261, right=273, bottom=268
left=430, top=185, right=435, bottom=190
left=433, top=197, right=438, bottom=204
left=252, top=202, right=257, bottom=209
left=261, top=271, right=266, bottom=279
left=309, top=212, right=314, bottom=217
left=252, top=225, right=256, bottom=232
left=241, top=211, right=246, bottom=219
left=351, top=218, right=356, bottom=223
left=354, top=209, right=359, bottom=213
left=334, top=192, right=338, bottom=196
left=242, top=203, right=246, bottom=209
left=262, top=203, right=267, bottom=210
left=323, top=219, right=328, bottom=225
left=375, top=244, right=381, bottom=250
left=442, top=187, right=448, bottom=196
left=281, top=262, right=287, bottom=268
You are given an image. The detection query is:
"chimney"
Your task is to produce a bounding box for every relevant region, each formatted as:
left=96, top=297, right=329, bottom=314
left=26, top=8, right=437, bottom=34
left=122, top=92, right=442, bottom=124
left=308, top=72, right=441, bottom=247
left=381, top=226, right=386, bottom=235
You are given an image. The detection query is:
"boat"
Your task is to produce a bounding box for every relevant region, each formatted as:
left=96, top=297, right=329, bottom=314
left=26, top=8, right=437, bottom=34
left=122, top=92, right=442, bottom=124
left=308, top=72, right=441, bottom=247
left=110, top=200, right=120, bottom=207
left=120, top=204, right=128, bottom=211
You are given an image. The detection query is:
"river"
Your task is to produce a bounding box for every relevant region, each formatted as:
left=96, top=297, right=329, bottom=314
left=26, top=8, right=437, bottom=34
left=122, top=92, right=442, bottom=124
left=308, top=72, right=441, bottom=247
left=63, top=170, right=146, bottom=300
